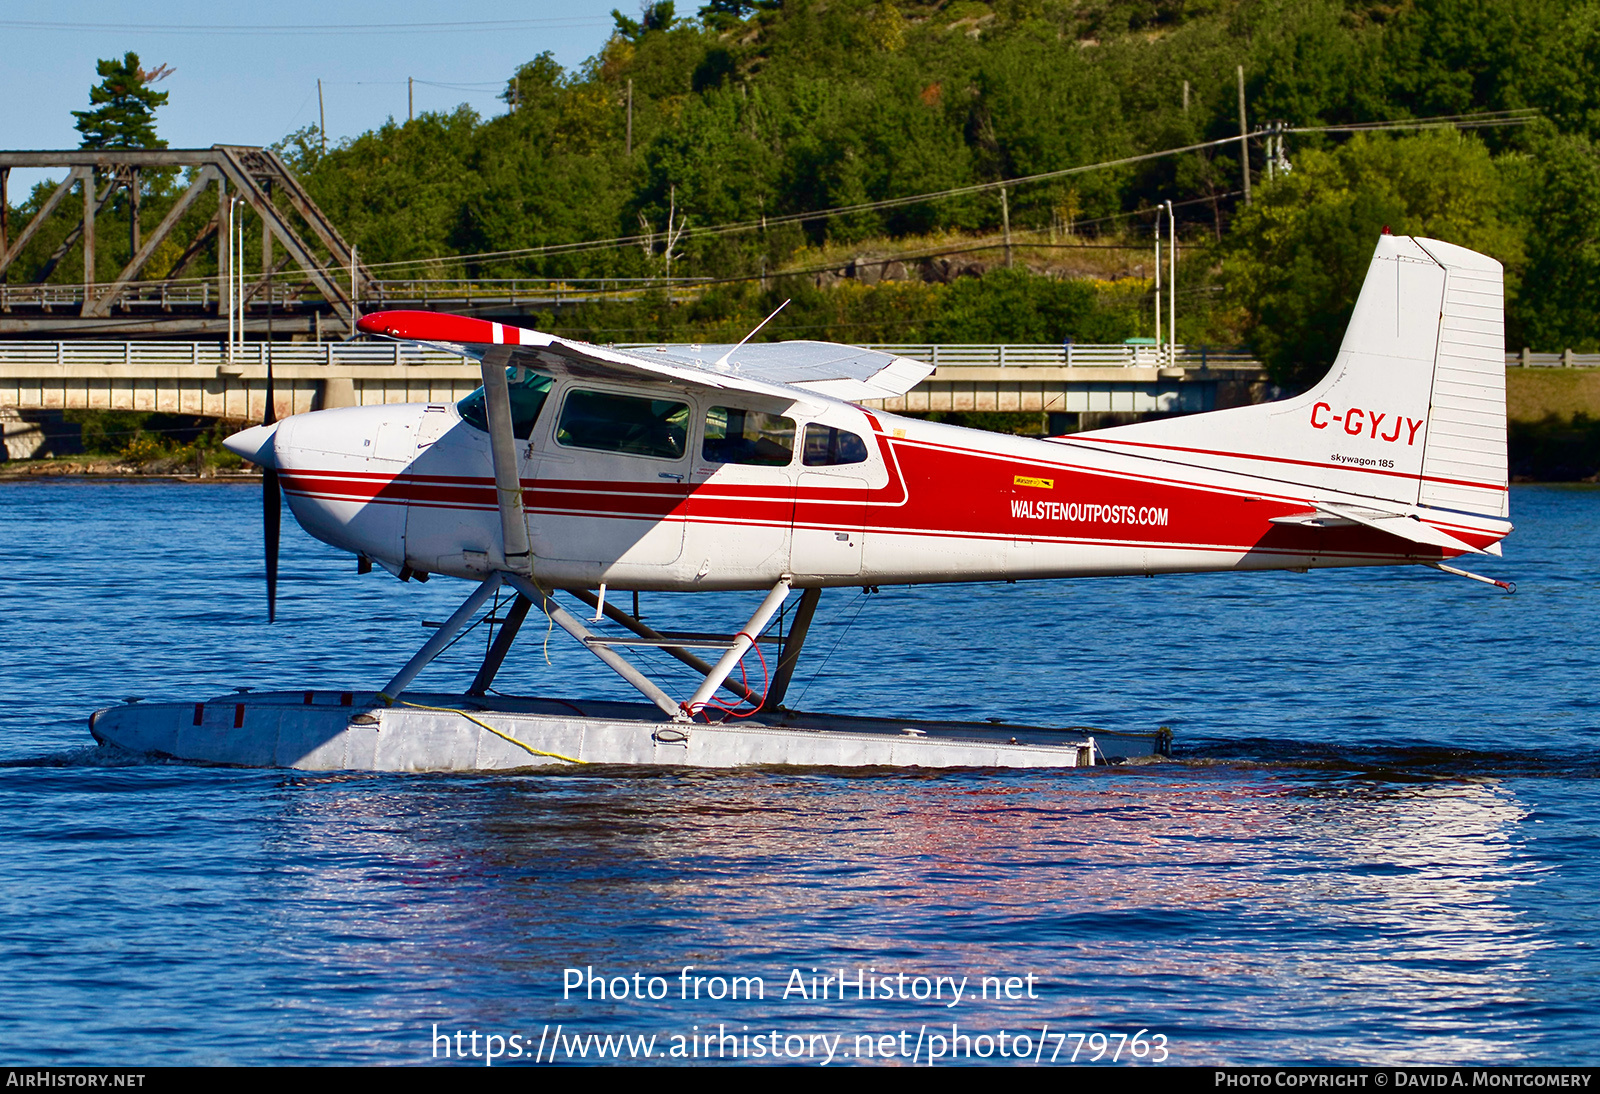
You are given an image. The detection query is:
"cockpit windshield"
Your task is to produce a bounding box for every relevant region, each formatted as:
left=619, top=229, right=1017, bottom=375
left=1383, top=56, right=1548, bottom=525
left=456, top=367, right=555, bottom=439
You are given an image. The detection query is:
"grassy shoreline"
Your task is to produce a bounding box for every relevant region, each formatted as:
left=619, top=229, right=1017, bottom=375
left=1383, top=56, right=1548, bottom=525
left=0, top=458, right=261, bottom=482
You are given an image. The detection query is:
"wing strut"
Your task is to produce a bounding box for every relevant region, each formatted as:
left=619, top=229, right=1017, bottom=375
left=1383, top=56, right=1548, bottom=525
left=479, top=355, right=532, bottom=574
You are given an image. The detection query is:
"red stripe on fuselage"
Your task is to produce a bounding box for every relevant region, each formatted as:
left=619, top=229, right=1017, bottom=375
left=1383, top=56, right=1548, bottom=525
left=1062, top=433, right=1508, bottom=494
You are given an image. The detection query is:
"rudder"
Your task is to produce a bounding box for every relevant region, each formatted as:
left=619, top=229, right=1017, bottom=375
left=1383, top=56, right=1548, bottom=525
left=1412, top=238, right=1507, bottom=518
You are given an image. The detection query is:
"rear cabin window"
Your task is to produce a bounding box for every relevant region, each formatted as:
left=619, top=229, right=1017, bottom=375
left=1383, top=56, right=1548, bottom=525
left=702, top=407, right=795, bottom=466
left=556, top=390, right=690, bottom=460
left=802, top=423, right=870, bottom=466
left=456, top=367, right=554, bottom=439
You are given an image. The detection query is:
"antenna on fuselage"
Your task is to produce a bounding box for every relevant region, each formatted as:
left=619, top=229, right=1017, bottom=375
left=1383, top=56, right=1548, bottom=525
left=713, top=298, right=790, bottom=369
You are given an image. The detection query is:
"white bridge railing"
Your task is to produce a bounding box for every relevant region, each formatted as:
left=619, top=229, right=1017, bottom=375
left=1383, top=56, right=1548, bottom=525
left=0, top=341, right=1264, bottom=371
left=3, top=340, right=1590, bottom=373
left=1509, top=350, right=1600, bottom=368
left=864, top=344, right=1261, bottom=368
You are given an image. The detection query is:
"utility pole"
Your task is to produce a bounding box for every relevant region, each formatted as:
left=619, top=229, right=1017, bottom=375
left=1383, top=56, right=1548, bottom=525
left=1166, top=200, right=1176, bottom=364
left=626, top=79, right=634, bottom=156
left=225, top=196, right=235, bottom=363
left=1153, top=209, right=1161, bottom=352
left=1237, top=65, right=1250, bottom=205
left=318, top=79, right=327, bottom=155
left=236, top=197, right=245, bottom=360
left=1000, top=186, right=1012, bottom=268
left=408, top=77, right=414, bottom=123
left=1183, top=79, right=1190, bottom=114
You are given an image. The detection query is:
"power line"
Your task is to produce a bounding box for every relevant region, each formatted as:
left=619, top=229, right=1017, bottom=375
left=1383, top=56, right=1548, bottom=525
left=412, top=80, right=506, bottom=91
left=0, top=17, right=613, bottom=36
left=1284, top=108, right=1538, bottom=136
left=353, top=110, right=1536, bottom=276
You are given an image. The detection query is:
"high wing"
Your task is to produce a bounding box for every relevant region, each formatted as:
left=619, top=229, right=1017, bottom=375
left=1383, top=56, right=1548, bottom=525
left=354, top=311, right=933, bottom=402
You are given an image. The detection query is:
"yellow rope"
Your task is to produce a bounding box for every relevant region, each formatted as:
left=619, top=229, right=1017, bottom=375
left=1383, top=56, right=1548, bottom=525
left=377, top=694, right=586, bottom=765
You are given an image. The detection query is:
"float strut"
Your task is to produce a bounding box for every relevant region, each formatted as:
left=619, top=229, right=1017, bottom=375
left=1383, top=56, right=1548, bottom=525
left=503, top=573, right=681, bottom=719
left=681, top=577, right=792, bottom=719
left=378, top=573, right=503, bottom=703
left=764, top=585, right=820, bottom=709
left=467, top=592, right=533, bottom=696
left=564, top=587, right=759, bottom=704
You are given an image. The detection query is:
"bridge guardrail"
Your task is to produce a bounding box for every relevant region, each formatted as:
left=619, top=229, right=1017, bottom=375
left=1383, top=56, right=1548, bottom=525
left=0, top=341, right=1267, bottom=372
left=863, top=344, right=1263, bottom=368
left=6, top=340, right=1594, bottom=373
left=1508, top=350, right=1600, bottom=368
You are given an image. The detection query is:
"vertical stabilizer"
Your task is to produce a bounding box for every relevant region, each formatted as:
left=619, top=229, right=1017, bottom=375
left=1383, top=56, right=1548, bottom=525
left=1067, top=235, right=1508, bottom=520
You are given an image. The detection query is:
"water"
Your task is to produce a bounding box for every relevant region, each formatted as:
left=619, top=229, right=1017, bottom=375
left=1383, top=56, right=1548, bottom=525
left=1, top=480, right=1596, bottom=1065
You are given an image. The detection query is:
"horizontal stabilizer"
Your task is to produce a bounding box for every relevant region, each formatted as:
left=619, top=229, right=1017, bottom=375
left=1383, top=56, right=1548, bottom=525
left=1269, top=502, right=1487, bottom=554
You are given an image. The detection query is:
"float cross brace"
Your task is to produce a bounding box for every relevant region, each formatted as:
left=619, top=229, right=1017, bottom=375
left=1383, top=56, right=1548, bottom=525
left=375, top=569, right=808, bottom=725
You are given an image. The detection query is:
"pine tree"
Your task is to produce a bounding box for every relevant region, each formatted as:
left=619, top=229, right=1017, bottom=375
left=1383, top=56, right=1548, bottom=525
left=72, top=53, right=172, bottom=149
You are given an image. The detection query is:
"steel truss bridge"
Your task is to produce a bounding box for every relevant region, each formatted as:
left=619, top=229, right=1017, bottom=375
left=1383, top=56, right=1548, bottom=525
left=0, top=146, right=365, bottom=338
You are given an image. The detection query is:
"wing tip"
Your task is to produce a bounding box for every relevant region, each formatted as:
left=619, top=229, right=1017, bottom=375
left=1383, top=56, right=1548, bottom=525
left=356, top=310, right=540, bottom=346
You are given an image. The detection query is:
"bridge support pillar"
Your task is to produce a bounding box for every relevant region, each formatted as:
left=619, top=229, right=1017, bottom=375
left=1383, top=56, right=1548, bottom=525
left=318, top=377, right=357, bottom=410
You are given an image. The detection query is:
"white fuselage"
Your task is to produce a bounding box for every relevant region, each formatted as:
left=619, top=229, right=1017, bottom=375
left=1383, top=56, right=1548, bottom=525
left=267, top=374, right=1507, bottom=593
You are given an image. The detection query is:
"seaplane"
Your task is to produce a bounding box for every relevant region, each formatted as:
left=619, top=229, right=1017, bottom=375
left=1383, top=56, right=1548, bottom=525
left=89, top=233, right=1513, bottom=770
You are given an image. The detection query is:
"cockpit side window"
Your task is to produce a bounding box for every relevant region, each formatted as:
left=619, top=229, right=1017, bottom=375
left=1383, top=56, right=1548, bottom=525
left=702, top=407, right=795, bottom=466
left=556, top=389, right=690, bottom=459
left=802, top=423, right=869, bottom=466
left=456, top=367, right=555, bottom=440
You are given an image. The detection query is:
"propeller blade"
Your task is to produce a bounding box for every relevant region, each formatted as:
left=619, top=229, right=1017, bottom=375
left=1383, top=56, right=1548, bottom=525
left=221, top=418, right=281, bottom=624
left=264, top=466, right=280, bottom=623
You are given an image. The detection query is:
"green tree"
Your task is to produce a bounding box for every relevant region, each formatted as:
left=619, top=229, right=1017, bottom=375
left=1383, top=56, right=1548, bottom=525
left=72, top=52, right=172, bottom=149
left=1504, top=127, right=1600, bottom=351
left=612, top=1, right=678, bottom=42
left=1221, top=131, right=1523, bottom=390
left=301, top=108, right=483, bottom=267
left=927, top=267, right=1130, bottom=343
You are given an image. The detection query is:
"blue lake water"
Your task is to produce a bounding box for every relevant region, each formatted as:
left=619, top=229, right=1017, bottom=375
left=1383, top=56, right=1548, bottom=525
left=0, top=480, right=1596, bottom=1065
